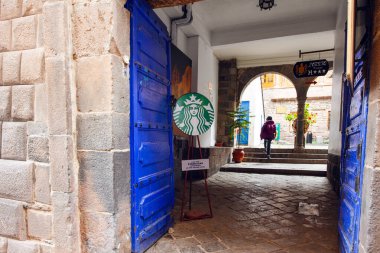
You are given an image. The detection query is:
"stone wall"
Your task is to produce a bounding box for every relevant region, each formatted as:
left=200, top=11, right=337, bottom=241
left=174, top=138, right=232, bottom=188
left=327, top=154, right=340, bottom=194
left=0, top=0, right=131, bottom=252
left=359, top=1, right=380, bottom=252
left=0, top=0, right=80, bottom=252
left=72, top=0, right=131, bottom=252
left=262, top=88, right=332, bottom=145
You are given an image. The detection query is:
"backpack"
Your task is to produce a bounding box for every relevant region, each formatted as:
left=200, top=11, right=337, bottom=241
left=266, top=123, right=276, bottom=134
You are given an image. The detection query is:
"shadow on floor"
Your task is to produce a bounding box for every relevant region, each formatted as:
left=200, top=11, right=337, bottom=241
left=147, top=172, right=339, bottom=253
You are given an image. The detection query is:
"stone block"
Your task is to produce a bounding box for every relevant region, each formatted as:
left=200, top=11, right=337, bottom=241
left=36, top=14, right=43, bottom=48
left=50, top=135, right=73, bottom=192
left=34, top=83, right=48, bottom=123
left=2, top=122, right=27, bottom=161
left=2, top=51, right=21, bottom=85
left=110, top=1, right=130, bottom=57
left=27, top=210, right=52, bottom=240
left=0, top=237, right=7, bottom=253
left=72, top=2, right=112, bottom=57
left=79, top=54, right=129, bottom=113
left=0, top=21, right=11, bottom=52
left=28, top=136, right=49, bottom=162
left=76, top=55, right=113, bottom=112
left=77, top=55, right=128, bottom=113
left=7, top=240, right=39, bottom=253
left=81, top=211, right=116, bottom=253
left=46, top=57, right=70, bottom=135
left=40, top=244, right=52, bottom=253
left=112, top=56, right=129, bottom=113
left=77, top=113, right=129, bottom=151
left=0, top=0, right=22, bottom=20
left=11, top=85, right=34, bottom=121
left=21, top=48, right=44, bottom=84
left=22, top=0, right=43, bottom=16
left=27, top=121, right=48, bottom=136
left=0, top=160, right=34, bottom=202
left=43, top=2, right=66, bottom=57
left=114, top=151, right=130, bottom=212
left=0, top=199, right=26, bottom=240
left=51, top=191, right=80, bottom=253
left=112, top=113, right=129, bottom=150
left=0, top=54, right=2, bottom=85
left=78, top=151, right=115, bottom=212
left=0, top=86, right=11, bottom=120
left=35, top=163, right=50, bottom=204
left=77, top=113, right=113, bottom=150
left=11, top=16, right=37, bottom=50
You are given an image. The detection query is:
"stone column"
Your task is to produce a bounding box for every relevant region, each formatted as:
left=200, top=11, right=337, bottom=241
left=294, top=86, right=309, bottom=150
left=217, top=59, right=238, bottom=146
left=295, top=98, right=306, bottom=150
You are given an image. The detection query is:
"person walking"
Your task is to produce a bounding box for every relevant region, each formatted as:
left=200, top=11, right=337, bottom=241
left=260, top=116, right=277, bottom=159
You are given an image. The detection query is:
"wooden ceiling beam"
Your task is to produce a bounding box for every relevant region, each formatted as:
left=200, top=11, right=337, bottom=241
left=147, top=0, right=204, bottom=8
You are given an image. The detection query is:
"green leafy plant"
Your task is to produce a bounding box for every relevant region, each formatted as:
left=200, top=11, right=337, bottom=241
left=227, top=106, right=251, bottom=148
left=284, top=103, right=317, bottom=126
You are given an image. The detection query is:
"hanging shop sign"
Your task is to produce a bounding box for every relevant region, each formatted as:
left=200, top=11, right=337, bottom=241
left=182, top=159, right=210, bottom=171
left=293, top=59, right=329, bottom=78
left=173, top=92, right=215, bottom=136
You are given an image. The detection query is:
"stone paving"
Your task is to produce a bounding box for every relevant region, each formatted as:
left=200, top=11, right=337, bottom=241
left=146, top=172, right=339, bottom=253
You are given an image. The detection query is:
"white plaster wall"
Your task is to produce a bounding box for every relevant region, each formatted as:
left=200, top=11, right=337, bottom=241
left=155, top=10, right=220, bottom=147
left=154, top=9, right=188, bottom=53
left=187, top=36, right=219, bottom=147
left=241, top=78, right=264, bottom=147
left=328, top=0, right=347, bottom=155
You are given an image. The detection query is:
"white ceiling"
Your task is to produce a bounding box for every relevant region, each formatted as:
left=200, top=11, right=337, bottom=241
left=161, top=0, right=341, bottom=65
left=213, top=30, right=335, bottom=62
left=193, top=0, right=340, bottom=32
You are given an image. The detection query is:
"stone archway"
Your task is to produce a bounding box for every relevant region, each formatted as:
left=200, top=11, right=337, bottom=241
left=238, top=65, right=316, bottom=149
left=216, top=60, right=317, bottom=149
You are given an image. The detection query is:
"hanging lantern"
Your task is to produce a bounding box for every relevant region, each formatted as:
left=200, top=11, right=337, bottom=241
left=258, top=0, right=275, bottom=10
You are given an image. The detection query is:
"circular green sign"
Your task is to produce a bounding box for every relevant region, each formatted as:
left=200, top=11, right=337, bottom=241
left=173, top=92, right=215, bottom=136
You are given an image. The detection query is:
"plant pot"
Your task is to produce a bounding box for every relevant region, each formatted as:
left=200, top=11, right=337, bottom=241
left=215, top=142, right=224, bottom=147
left=233, top=148, right=245, bottom=163
left=291, top=119, right=310, bottom=134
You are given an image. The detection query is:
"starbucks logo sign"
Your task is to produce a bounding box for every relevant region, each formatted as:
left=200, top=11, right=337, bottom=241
left=173, top=93, right=215, bottom=136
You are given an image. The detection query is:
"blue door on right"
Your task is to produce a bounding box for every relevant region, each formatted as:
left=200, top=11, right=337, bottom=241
left=338, top=31, right=370, bottom=253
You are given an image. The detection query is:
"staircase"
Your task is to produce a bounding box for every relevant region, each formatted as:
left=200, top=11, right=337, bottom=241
left=221, top=148, right=328, bottom=176
left=243, top=148, right=328, bottom=164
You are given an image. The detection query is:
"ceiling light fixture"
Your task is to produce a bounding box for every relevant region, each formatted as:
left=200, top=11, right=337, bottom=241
left=258, top=0, right=276, bottom=10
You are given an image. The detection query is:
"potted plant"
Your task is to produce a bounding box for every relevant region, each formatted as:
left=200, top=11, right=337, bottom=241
left=285, top=103, right=317, bottom=134
left=227, top=106, right=251, bottom=163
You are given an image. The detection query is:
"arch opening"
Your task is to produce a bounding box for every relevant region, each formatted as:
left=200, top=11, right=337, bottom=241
left=240, top=72, right=297, bottom=148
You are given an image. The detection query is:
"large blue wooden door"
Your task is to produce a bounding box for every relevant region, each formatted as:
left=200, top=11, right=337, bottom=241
left=339, top=37, right=369, bottom=253
left=126, top=0, right=174, bottom=252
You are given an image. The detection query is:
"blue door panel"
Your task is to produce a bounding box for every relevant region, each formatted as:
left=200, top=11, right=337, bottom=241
left=339, top=36, right=369, bottom=253
left=127, top=0, right=174, bottom=252
left=135, top=18, right=168, bottom=77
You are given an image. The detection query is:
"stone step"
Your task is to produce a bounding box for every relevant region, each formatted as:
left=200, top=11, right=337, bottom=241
left=243, top=157, right=328, bottom=164
left=244, top=152, right=328, bottom=159
left=243, top=148, right=328, bottom=154
left=221, top=162, right=327, bottom=177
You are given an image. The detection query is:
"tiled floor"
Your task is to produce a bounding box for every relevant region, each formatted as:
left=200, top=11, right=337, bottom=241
left=146, top=172, right=339, bottom=253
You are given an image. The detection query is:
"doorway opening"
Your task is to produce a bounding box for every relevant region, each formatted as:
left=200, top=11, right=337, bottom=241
left=130, top=0, right=372, bottom=252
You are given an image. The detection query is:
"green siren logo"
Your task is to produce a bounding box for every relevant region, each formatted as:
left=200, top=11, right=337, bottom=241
left=173, top=93, right=215, bottom=136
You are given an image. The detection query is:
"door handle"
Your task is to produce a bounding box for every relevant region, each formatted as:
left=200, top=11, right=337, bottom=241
left=355, top=175, right=360, bottom=193
left=356, top=143, right=362, bottom=160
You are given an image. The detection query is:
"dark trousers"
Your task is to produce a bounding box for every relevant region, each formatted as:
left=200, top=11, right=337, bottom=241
left=264, top=139, right=272, bottom=156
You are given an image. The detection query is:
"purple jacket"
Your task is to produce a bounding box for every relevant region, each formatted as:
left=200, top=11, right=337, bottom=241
left=260, top=120, right=276, bottom=140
